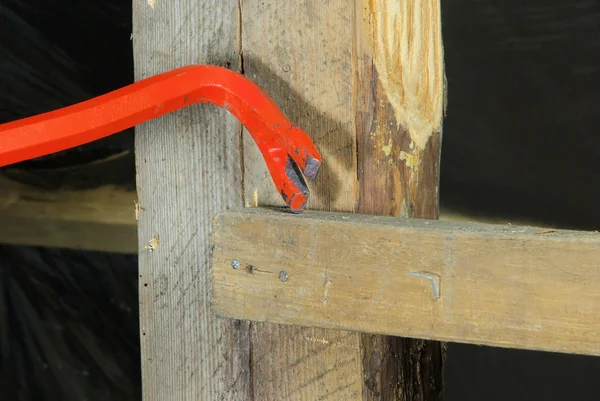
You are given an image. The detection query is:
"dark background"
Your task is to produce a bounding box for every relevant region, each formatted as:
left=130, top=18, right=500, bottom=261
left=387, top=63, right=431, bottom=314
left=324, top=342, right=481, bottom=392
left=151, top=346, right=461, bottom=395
left=2, top=0, right=600, bottom=400
left=440, top=0, right=600, bottom=231
left=440, top=2, right=600, bottom=398
left=1, top=1, right=139, bottom=400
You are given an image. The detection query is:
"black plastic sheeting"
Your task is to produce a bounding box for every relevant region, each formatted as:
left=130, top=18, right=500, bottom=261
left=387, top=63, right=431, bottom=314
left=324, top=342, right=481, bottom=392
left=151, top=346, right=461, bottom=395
left=439, top=0, right=600, bottom=231
left=0, top=1, right=141, bottom=400
left=0, top=246, right=141, bottom=401
left=0, top=0, right=134, bottom=169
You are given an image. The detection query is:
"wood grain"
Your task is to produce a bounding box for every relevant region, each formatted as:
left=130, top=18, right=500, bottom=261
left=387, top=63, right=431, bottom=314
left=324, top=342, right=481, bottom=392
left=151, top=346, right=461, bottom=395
left=211, top=208, right=600, bottom=357
left=356, top=0, right=445, bottom=399
left=241, top=1, right=358, bottom=213
left=132, top=1, right=251, bottom=400
left=0, top=176, right=136, bottom=253
left=240, top=1, right=362, bottom=399
left=134, top=0, right=446, bottom=399
left=362, top=0, right=445, bottom=151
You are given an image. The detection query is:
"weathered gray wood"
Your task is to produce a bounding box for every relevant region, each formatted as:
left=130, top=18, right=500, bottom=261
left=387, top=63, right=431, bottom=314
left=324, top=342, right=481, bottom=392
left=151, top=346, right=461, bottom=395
left=132, top=1, right=251, bottom=400
left=240, top=1, right=363, bottom=399
left=211, top=207, right=600, bottom=357
left=133, top=0, right=446, bottom=399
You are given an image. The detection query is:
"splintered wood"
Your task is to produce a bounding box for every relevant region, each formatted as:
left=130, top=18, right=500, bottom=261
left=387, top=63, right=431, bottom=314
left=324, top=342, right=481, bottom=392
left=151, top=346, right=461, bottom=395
left=362, top=0, right=445, bottom=151
left=211, top=208, right=600, bottom=358
left=355, top=0, right=445, bottom=398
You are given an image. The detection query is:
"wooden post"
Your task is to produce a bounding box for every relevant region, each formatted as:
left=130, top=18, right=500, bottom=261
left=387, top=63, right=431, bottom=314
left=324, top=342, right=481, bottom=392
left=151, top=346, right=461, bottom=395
left=356, top=1, right=446, bottom=399
left=240, top=1, right=362, bottom=399
left=133, top=1, right=251, bottom=400
left=240, top=0, right=445, bottom=399
left=133, top=0, right=445, bottom=399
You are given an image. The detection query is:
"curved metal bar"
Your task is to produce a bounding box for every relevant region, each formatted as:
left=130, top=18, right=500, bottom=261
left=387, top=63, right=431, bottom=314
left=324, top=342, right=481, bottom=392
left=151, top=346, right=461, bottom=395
left=0, top=65, right=321, bottom=212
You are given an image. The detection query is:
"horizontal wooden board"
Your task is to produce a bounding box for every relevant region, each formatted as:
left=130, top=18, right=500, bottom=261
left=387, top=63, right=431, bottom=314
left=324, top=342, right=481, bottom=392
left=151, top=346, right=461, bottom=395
left=210, top=207, right=600, bottom=356
left=0, top=176, right=137, bottom=252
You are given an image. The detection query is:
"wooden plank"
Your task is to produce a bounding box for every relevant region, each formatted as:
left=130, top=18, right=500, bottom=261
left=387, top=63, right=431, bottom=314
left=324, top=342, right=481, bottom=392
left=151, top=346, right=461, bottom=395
left=241, top=0, right=446, bottom=399
left=211, top=208, right=600, bottom=357
left=0, top=176, right=136, bottom=253
left=357, top=0, right=445, bottom=217
left=240, top=1, right=362, bottom=399
left=241, top=2, right=357, bottom=212
left=355, top=0, right=446, bottom=398
left=132, top=1, right=251, bottom=401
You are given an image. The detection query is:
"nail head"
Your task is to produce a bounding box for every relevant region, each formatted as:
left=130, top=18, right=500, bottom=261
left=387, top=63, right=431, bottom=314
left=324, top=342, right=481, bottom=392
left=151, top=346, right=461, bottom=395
left=231, top=259, right=240, bottom=269
left=279, top=270, right=289, bottom=282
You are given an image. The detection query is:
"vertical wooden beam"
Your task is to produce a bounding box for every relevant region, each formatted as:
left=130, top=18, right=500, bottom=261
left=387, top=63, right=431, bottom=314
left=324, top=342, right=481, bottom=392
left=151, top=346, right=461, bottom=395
left=240, top=0, right=445, bottom=400
left=241, top=1, right=362, bottom=399
left=134, top=0, right=445, bottom=399
left=133, top=1, right=251, bottom=400
left=356, top=0, right=446, bottom=399
left=241, top=3, right=358, bottom=212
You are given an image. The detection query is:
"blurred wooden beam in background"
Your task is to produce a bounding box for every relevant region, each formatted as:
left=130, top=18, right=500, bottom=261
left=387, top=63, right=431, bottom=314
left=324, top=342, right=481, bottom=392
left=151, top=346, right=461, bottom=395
left=0, top=176, right=137, bottom=253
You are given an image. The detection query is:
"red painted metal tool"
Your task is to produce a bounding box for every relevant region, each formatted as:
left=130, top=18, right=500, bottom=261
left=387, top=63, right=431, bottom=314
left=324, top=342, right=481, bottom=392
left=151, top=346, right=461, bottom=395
left=0, top=65, right=321, bottom=212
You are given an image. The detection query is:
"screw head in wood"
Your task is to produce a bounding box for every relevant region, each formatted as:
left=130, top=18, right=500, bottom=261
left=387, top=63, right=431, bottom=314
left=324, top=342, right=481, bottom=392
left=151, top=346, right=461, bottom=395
left=279, top=270, right=289, bottom=282
left=231, top=259, right=241, bottom=269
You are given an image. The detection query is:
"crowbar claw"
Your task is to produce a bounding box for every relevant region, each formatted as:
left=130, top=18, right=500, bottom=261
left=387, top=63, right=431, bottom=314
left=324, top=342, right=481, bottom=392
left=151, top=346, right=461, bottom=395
left=0, top=65, right=321, bottom=212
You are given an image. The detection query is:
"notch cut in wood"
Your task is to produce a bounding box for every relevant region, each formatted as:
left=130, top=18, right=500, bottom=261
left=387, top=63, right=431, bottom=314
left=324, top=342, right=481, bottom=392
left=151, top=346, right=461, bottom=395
left=210, top=207, right=600, bottom=357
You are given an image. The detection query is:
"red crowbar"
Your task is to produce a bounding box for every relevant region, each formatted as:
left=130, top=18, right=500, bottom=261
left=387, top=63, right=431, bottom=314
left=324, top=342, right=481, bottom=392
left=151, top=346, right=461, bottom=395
left=0, top=65, right=321, bottom=212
